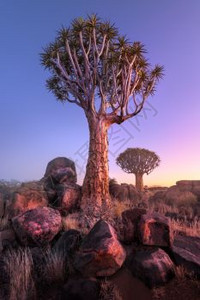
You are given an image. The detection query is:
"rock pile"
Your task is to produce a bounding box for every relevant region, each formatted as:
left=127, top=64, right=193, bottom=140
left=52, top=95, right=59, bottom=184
left=0, top=158, right=199, bottom=298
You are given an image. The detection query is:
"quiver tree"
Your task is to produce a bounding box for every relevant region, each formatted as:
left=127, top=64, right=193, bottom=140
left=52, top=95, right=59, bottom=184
left=41, top=15, right=163, bottom=214
left=116, top=148, right=160, bottom=192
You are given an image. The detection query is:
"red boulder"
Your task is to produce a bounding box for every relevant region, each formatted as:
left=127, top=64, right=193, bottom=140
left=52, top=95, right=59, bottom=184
left=74, top=220, right=126, bottom=277
left=139, top=213, right=173, bottom=247
left=12, top=207, right=62, bottom=246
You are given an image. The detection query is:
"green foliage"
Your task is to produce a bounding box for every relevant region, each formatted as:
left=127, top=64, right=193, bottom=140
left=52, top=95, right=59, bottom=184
left=116, top=147, right=160, bottom=175
left=41, top=14, right=164, bottom=118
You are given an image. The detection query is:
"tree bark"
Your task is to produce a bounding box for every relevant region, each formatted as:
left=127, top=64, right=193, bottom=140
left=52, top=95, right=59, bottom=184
left=81, top=114, right=111, bottom=216
left=135, top=173, right=144, bottom=192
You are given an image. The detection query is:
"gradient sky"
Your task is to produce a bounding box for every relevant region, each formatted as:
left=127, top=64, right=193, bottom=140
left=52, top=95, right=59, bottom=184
left=0, top=0, right=200, bottom=187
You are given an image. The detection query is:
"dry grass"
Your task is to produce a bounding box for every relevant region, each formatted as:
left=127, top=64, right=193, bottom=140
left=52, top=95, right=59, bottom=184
left=3, top=247, right=36, bottom=300
left=171, top=218, right=200, bottom=237
left=0, top=214, right=10, bottom=231
left=100, top=280, right=123, bottom=300
left=152, top=265, right=200, bottom=300
left=62, top=212, right=80, bottom=231
left=165, top=190, right=198, bottom=207
left=148, top=200, right=200, bottom=237
left=42, top=248, right=67, bottom=285
left=111, top=198, right=133, bottom=218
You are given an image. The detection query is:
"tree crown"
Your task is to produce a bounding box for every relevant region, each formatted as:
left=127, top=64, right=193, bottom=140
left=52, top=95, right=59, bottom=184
left=41, top=14, right=164, bottom=124
left=116, top=147, right=160, bottom=175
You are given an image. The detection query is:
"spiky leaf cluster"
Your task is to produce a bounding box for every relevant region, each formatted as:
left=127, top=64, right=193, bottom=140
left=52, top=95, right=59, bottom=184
left=41, top=14, right=164, bottom=123
left=116, top=148, right=160, bottom=175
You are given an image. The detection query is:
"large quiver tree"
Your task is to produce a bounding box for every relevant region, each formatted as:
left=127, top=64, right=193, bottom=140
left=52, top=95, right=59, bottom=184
left=41, top=15, right=163, bottom=215
left=116, top=148, right=160, bottom=192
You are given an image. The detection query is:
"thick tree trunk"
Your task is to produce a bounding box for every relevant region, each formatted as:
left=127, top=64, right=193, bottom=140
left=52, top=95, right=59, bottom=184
left=135, top=173, right=144, bottom=192
left=81, top=115, right=111, bottom=216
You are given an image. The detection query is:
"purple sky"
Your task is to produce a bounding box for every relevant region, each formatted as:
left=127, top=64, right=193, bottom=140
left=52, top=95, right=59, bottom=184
left=0, top=0, right=200, bottom=186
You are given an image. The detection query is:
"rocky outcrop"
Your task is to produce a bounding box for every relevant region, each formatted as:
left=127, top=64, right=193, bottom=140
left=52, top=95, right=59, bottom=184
left=164, top=185, right=197, bottom=206
left=12, top=207, right=62, bottom=246
left=121, top=208, right=146, bottom=243
left=53, top=229, right=82, bottom=256
left=74, top=220, right=126, bottom=277
left=150, top=181, right=199, bottom=209
left=56, top=184, right=81, bottom=213
left=128, top=248, right=174, bottom=287
left=43, top=157, right=81, bottom=213
left=109, top=180, right=139, bottom=202
left=172, top=235, right=200, bottom=277
left=44, top=157, right=77, bottom=183
left=9, top=182, right=48, bottom=217
left=138, top=213, right=173, bottom=247
left=176, top=180, right=200, bottom=197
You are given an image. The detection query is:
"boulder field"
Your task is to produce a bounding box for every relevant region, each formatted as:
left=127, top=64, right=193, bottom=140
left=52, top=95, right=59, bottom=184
left=0, top=157, right=199, bottom=299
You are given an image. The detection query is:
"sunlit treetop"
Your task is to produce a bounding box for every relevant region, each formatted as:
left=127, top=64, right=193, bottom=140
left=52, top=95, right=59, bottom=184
left=116, top=148, right=161, bottom=175
left=41, top=14, right=164, bottom=124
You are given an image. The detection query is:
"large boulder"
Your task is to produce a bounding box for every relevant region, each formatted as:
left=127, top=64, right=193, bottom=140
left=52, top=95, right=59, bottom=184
left=44, top=157, right=77, bottom=184
left=121, top=208, right=146, bottom=243
left=43, top=157, right=78, bottom=209
left=74, top=220, right=126, bottom=277
left=109, top=183, right=122, bottom=199
left=176, top=180, right=200, bottom=197
left=166, top=186, right=197, bottom=206
left=148, top=190, right=166, bottom=206
left=128, top=185, right=140, bottom=202
left=12, top=207, right=62, bottom=246
left=172, top=235, right=200, bottom=277
left=138, top=213, right=173, bottom=247
left=9, top=182, right=48, bottom=217
left=176, top=180, right=200, bottom=192
left=128, top=248, right=174, bottom=288
left=56, top=184, right=81, bottom=213
left=53, top=229, right=82, bottom=256
left=176, top=180, right=194, bottom=191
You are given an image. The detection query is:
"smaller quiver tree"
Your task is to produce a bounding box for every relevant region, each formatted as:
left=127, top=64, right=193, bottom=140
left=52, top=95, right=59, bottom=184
left=116, top=148, right=160, bottom=192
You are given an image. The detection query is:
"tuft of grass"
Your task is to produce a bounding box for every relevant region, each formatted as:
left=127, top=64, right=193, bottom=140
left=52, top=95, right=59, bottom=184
left=0, top=214, right=10, bottom=231
left=111, top=198, right=133, bottom=218
left=152, top=265, right=200, bottom=300
left=99, top=280, right=123, bottom=300
left=42, top=248, right=68, bottom=285
left=170, top=218, right=200, bottom=237
left=165, top=190, right=198, bottom=207
left=62, top=212, right=80, bottom=231
left=3, top=247, right=36, bottom=300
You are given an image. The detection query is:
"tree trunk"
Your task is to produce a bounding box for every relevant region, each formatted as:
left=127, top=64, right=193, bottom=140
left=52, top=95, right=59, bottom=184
left=81, top=115, right=111, bottom=216
left=135, top=173, right=144, bottom=192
